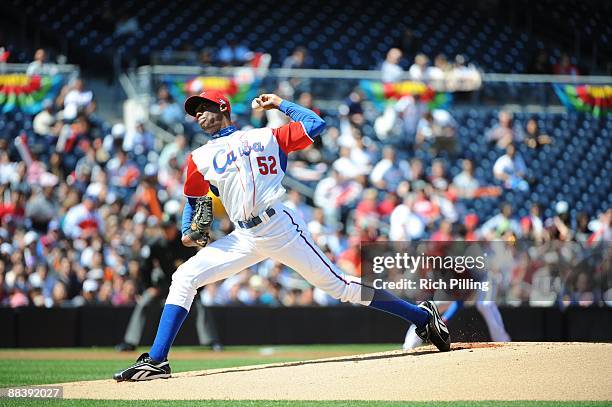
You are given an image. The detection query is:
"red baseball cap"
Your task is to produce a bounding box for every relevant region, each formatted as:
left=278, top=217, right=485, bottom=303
left=184, top=90, right=231, bottom=117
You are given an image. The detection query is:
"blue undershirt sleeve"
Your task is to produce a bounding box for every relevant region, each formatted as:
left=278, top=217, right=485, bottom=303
left=181, top=198, right=198, bottom=236
left=278, top=100, right=326, bottom=138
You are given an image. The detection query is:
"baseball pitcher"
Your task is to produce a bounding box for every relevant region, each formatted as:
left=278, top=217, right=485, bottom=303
left=114, top=91, right=451, bottom=381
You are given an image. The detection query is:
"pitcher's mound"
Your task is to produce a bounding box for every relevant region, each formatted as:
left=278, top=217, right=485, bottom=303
left=61, top=342, right=611, bottom=401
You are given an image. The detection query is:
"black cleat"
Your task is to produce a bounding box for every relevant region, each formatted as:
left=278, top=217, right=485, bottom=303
left=415, top=301, right=451, bottom=352
left=113, top=352, right=171, bottom=382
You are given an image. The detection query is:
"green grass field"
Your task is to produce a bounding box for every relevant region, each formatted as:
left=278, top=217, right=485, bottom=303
left=0, top=346, right=609, bottom=407
left=0, top=345, right=394, bottom=387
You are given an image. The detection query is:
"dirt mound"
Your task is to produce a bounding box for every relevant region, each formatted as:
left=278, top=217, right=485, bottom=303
left=60, top=342, right=612, bottom=401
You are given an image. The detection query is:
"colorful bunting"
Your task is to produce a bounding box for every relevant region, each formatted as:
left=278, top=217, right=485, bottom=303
left=360, top=80, right=452, bottom=111
left=0, top=74, right=63, bottom=114
left=164, top=76, right=260, bottom=115
left=553, top=84, right=611, bottom=117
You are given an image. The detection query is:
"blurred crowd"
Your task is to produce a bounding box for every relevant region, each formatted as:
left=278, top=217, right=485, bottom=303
left=0, top=48, right=609, bottom=310
left=380, top=48, right=482, bottom=91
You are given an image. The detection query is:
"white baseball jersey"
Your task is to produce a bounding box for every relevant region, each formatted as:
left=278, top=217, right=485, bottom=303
left=166, top=108, right=369, bottom=313
left=184, top=122, right=312, bottom=223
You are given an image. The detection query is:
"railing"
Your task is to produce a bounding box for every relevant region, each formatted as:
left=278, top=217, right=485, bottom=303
left=138, top=65, right=612, bottom=84
left=135, top=65, right=612, bottom=108
left=0, top=63, right=80, bottom=76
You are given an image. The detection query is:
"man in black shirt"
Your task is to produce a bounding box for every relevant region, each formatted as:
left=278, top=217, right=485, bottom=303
left=116, top=217, right=220, bottom=351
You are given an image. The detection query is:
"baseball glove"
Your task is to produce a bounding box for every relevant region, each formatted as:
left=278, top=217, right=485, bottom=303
left=187, top=196, right=213, bottom=247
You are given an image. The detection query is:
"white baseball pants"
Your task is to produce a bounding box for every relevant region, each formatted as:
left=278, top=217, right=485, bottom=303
left=165, top=202, right=369, bottom=310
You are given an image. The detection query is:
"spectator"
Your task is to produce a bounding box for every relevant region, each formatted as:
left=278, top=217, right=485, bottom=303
left=26, top=49, right=58, bottom=76
left=446, top=54, right=482, bottom=91
left=431, top=219, right=453, bottom=241
left=332, top=147, right=367, bottom=179
left=0, top=150, right=17, bottom=185
left=463, top=214, right=479, bottom=241
left=61, top=78, right=95, bottom=121
left=198, top=48, right=214, bottom=67
left=428, top=159, right=449, bottom=191
left=337, top=236, right=362, bottom=276
left=548, top=201, right=573, bottom=241
left=25, top=173, right=59, bottom=231
left=452, top=159, right=479, bottom=198
left=389, top=195, right=425, bottom=240
left=106, top=149, right=141, bottom=199
left=349, top=135, right=373, bottom=173
left=338, top=90, right=366, bottom=130
left=33, top=99, right=56, bottom=138
left=528, top=203, right=545, bottom=242
left=112, top=279, right=137, bottom=306
left=97, top=281, right=114, bottom=305
left=62, top=194, right=104, bottom=239
left=284, top=189, right=312, bottom=223
left=150, top=86, right=183, bottom=131
left=0, top=45, right=9, bottom=67
left=518, top=216, right=535, bottom=243
left=297, top=92, right=321, bottom=116
left=0, top=189, right=26, bottom=225
left=426, top=54, right=451, bottom=86
left=131, top=165, right=163, bottom=220
left=314, top=169, right=362, bottom=226
left=412, top=183, right=440, bottom=225
left=355, top=188, right=381, bottom=225
left=408, top=158, right=426, bottom=186
left=370, top=146, right=411, bottom=192
left=524, top=118, right=552, bottom=149
left=279, top=47, right=309, bottom=94
left=589, top=209, right=611, bottom=244
left=553, top=53, right=579, bottom=76
left=50, top=281, right=70, bottom=307
left=415, top=109, right=456, bottom=149
left=159, top=133, right=189, bottom=173
left=282, top=47, right=308, bottom=70
left=381, top=48, right=404, bottom=83
left=307, top=208, right=339, bottom=251
left=123, top=120, right=155, bottom=157
left=72, top=279, right=100, bottom=306
left=47, top=152, right=65, bottom=180
left=377, top=190, right=399, bottom=218
left=480, top=203, right=520, bottom=239
left=408, top=53, right=429, bottom=81
left=54, top=114, right=91, bottom=168
left=158, top=156, right=184, bottom=201
left=103, top=123, right=126, bottom=155
left=28, top=263, right=55, bottom=300
left=486, top=110, right=523, bottom=149
left=574, top=212, right=591, bottom=243
left=493, top=144, right=529, bottom=191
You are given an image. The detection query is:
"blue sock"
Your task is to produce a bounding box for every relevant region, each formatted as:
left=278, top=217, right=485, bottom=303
left=442, top=300, right=463, bottom=321
left=368, top=289, right=430, bottom=327
left=149, top=304, right=189, bottom=362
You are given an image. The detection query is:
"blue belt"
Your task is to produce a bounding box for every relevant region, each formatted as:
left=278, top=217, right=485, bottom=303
left=237, top=208, right=276, bottom=229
